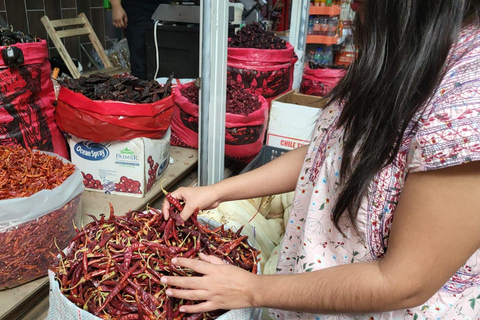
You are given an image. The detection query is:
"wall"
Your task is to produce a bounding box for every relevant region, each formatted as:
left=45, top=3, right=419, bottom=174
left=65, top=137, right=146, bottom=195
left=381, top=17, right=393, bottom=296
left=0, top=0, right=122, bottom=70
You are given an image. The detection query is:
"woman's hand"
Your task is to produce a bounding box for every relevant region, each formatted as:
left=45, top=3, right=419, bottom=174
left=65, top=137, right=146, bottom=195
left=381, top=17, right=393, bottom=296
left=162, top=185, right=222, bottom=221
left=160, top=253, right=257, bottom=313
left=111, top=4, right=128, bottom=29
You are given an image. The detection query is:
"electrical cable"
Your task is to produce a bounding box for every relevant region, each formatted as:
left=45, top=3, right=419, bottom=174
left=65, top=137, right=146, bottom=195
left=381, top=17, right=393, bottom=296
left=153, top=20, right=160, bottom=81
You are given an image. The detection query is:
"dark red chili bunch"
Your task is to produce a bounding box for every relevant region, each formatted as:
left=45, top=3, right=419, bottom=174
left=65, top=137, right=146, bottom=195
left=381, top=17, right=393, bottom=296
left=180, top=80, right=261, bottom=116
left=228, top=22, right=287, bottom=49
left=0, top=145, right=76, bottom=200
left=180, top=83, right=200, bottom=105
left=52, top=199, right=259, bottom=320
left=226, top=78, right=262, bottom=115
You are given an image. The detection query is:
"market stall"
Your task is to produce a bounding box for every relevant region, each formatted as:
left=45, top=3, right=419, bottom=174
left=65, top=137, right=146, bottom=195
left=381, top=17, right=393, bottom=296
left=0, top=1, right=337, bottom=319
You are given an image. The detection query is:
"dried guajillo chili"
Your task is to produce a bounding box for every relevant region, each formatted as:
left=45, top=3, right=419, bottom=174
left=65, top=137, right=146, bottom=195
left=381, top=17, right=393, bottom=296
left=59, top=73, right=173, bottom=103
left=0, top=145, right=76, bottom=200
left=52, top=199, right=260, bottom=320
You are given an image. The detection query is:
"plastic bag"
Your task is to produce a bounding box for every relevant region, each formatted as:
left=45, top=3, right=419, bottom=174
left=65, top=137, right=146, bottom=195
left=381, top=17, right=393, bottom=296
left=55, top=87, right=175, bottom=142
left=300, top=65, right=346, bottom=97
left=0, top=39, right=69, bottom=158
left=0, top=151, right=84, bottom=289
left=170, top=82, right=269, bottom=163
left=106, top=38, right=130, bottom=69
left=227, top=42, right=298, bottom=104
left=47, top=217, right=262, bottom=320
left=0, top=151, right=84, bottom=230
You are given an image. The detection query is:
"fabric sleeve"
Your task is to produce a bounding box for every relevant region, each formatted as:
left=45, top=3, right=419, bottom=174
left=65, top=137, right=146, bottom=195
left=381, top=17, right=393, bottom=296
left=407, top=73, right=480, bottom=173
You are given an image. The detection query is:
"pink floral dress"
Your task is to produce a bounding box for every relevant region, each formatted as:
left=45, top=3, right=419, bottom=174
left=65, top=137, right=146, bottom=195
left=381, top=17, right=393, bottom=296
left=271, top=25, right=480, bottom=320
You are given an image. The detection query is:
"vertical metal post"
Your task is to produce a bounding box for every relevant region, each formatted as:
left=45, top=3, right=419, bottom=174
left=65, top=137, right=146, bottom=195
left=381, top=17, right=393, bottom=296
left=198, top=0, right=228, bottom=186
left=289, top=0, right=309, bottom=90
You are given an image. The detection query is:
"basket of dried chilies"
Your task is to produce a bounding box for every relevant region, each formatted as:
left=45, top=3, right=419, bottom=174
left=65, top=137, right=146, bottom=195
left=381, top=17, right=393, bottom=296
left=47, top=193, right=262, bottom=320
left=0, top=145, right=84, bottom=290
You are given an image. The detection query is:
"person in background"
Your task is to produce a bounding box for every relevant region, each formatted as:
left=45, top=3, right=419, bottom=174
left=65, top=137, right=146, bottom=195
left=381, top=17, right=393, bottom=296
left=160, top=0, right=480, bottom=319
left=110, top=0, right=170, bottom=80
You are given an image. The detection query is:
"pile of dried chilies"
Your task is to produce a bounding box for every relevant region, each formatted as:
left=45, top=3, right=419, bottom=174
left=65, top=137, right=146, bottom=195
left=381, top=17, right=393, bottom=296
left=0, top=145, right=80, bottom=289
left=60, top=73, right=173, bottom=103
left=0, top=145, right=76, bottom=200
left=0, top=195, right=81, bottom=289
left=228, top=22, right=287, bottom=50
left=180, top=78, right=261, bottom=116
left=51, top=196, right=259, bottom=320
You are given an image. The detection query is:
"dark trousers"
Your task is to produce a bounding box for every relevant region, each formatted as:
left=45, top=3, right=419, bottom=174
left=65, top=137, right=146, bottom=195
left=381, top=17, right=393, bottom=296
left=123, top=1, right=169, bottom=80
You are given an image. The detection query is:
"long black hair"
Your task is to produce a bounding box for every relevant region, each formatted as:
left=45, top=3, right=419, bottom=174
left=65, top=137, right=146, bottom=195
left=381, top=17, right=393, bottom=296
left=328, top=0, right=480, bottom=233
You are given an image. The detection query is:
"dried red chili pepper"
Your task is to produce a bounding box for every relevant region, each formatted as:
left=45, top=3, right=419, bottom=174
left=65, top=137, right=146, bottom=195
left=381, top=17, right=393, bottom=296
left=0, top=194, right=81, bottom=289
left=0, top=145, right=75, bottom=200
left=52, top=196, right=259, bottom=320
left=228, top=22, right=287, bottom=50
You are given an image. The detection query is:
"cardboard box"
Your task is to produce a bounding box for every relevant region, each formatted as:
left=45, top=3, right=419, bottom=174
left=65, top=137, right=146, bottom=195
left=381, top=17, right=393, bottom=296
left=266, top=90, right=326, bottom=150
left=68, top=130, right=171, bottom=198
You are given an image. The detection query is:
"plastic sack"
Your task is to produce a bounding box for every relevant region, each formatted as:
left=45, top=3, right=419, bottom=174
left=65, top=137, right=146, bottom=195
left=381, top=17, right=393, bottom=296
left=300, top=65, right=346, bottom=97
left=55, top=87, right=175, bottom=143
left=227, top=42, right=298, bottom=104
left=171, top=82, right=269, bottom=163
left=0, top=151, right=84, bottom=289
left=0, top=39, right=69, bottom=158
left=47, top=217, right=262, bottom=320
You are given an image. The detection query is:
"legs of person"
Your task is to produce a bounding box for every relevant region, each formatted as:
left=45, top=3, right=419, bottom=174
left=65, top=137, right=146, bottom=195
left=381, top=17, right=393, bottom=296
left=125, top=24, right=149, bottom=79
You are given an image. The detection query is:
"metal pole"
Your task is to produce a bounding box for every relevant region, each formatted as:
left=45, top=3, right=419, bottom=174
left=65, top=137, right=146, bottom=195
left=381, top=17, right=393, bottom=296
left=198, top=0, right=229, bottom=186
left=289, top=0, right=309, bottom=90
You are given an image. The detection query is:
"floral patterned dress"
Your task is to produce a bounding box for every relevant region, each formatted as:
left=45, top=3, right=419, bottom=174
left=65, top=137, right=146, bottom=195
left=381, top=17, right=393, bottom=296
left=271, top=25, right=480, bottom=320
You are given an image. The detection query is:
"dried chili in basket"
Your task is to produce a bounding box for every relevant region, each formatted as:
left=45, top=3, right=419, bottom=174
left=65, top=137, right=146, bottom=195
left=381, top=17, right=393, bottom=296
left=0, top=145, right=81, bottom=289
left=52, top=199, right=260, bottom=319
left=0, top=194, right=82, bottom=289
left=0, top=145, right=76, bottom=200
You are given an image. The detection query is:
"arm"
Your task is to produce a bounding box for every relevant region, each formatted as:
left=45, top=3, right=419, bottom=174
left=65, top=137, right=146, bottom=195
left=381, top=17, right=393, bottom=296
left=162, top=160, right=480, bottom=314
left=163, top=145, right=308, bottom=220
left=110, top=0, right=128, bottom=29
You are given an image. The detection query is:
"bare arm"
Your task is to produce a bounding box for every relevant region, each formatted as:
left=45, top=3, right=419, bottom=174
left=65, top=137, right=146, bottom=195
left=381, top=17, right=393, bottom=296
left=214, top=145, right=308, bottom=201
left=163, top=145, right=308, bottom=220
left=162, top=160, right=480, bottom=314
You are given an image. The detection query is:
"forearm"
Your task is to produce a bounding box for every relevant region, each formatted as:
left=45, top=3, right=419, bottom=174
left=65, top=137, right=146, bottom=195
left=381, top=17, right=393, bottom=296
left=109, top=0, right=122, bottom=9
left=253, top=261, right=421, bottom=314
left=213, top=145, right=308, bottom=202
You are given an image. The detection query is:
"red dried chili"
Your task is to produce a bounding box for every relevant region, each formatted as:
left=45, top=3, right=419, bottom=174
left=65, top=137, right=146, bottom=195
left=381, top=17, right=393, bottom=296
left=0, top=194, right=81, bottom=289
left=52, top=199, right=259, bottom=319
left=228, top=22, right=287, bottom=50
left=0, top=145, right=75, bottom=200
left=180, top=78, right=262, bottom=116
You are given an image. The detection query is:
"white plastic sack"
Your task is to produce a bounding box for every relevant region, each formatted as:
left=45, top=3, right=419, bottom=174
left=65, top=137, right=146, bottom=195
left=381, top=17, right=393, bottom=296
left=0, top=151, right=84, bottom=232
left=47, top=217, right=262, bottom=320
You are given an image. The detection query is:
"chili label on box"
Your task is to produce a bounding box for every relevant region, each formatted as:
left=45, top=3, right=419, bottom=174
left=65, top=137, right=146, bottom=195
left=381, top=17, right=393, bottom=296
left=266, top=90, right=326, bottom=150
left=68, top=130, right=171, bottom=198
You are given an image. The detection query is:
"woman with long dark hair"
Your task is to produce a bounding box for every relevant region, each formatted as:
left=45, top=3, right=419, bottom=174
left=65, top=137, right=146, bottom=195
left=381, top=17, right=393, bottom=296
left=160, top=0, right=480, bottom=318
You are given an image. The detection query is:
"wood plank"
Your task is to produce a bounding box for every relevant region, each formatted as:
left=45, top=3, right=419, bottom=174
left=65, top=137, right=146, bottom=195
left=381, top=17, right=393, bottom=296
left=79, top=12, right=113, bottom=68
left=0, top=146, right=198, bottom=320
left=41, top=15, right=81, bottom=79
left=56, top=27, right=90, bottom=38
left=48, top=17, right=84, bottom=28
